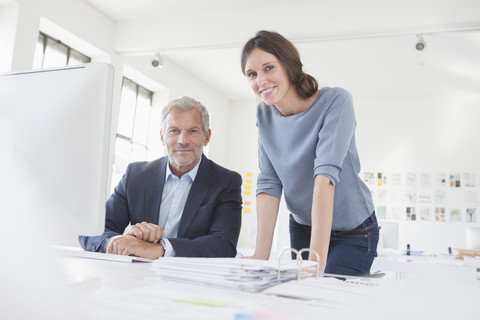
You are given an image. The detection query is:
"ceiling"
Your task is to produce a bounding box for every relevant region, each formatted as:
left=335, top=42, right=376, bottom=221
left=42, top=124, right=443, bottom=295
left=84, top=0, right=480, bottom=101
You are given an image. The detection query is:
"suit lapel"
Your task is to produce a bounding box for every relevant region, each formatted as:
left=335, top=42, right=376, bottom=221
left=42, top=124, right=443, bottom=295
left=144, top=157, right=168, bottom=224
left=177, top=155, right=211, bottom=237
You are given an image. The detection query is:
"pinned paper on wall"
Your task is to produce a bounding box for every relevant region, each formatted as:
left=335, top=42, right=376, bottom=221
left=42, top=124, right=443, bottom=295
left=435, top=173, right=446, bottom=188
left=464, top=190, right=479, bottom=206
left=376, top=189, right=388, bottom=203
left=406, top=173, right=417, bottom=187
left=362, top=170, right=480, bottom=226
left=434, top=189, right=446, bottom=205
left=377, top=173, right=386, bottom=186
left=449, top=209, right=461, bottom=222
left=406, top=207, right=416, bottom=221
left=466, top=208, right=477, bottom=223
left=405, top=190, right=417, bottom=204
left=419, top=207, right=431, bottom=221
left=391, top=207, right=403, bottom=221
left=364, top=172, right=376, bottom=187
left=390, top=189, right=404, bottom=204
left=419, top=173, right=432, bottom=187
left=449, top=173, right=461, bottom=188
left=391, top=173, right=403, bottom=186
left=435, top=207, right=446, bottom=222
left=463, top=173, right=476, bottom=188
left=418, top=191, right=432, bottom=204
left=376, top=206, right=387, bottom=220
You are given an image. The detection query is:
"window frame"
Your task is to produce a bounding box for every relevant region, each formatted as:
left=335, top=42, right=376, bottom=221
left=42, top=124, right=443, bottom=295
left=34, top=32, right=91, bottom=68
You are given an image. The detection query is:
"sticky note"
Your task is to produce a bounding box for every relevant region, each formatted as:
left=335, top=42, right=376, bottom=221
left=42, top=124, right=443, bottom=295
left=244, top=191, right=252, bottom=196
left=173, top=297, right=234, bottom=307
left=246, top=172, right=253, bottom=177
left=244, top=201, right=251, bottom=206
left=245, top=179, right=253, bottom=184
left=245, top=185, right=252, bottom=190
left=243, top=208, right=251, bottom=213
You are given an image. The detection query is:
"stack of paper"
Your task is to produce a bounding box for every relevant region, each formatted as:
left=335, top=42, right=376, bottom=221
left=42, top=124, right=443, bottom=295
left=151, top=257, right=318, bottom=292
left=263, top=275, right=378, bottom=302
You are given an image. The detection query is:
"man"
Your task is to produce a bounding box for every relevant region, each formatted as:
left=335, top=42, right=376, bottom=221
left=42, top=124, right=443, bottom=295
left=79, top=96, right=242, bottom=259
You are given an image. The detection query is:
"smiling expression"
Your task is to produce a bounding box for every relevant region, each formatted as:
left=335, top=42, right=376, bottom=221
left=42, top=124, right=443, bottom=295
left=161, top=108, right=211, bottom=177
left=244, top=48, right=295, bottom=109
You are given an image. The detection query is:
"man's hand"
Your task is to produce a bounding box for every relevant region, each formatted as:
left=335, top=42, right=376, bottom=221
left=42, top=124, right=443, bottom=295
left=124, top=222, right=165, bottom=243
left=107, top=235, right=165, bottom=260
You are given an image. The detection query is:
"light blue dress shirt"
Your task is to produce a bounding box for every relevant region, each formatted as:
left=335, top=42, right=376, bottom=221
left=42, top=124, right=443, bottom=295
left=159, top=158, right=201, bottom=256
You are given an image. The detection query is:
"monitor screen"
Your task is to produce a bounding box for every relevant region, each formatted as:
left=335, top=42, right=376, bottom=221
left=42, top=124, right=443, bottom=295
left=379, top=221, right=399, bottom=250
left=0, top=63, right=113, bottom=245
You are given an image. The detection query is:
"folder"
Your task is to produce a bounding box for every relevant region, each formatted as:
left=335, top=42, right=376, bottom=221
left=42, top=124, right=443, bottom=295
left=151, top=248, right=321, bottom=292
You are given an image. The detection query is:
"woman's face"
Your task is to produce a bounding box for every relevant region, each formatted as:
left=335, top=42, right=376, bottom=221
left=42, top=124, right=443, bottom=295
left=244, top=48, right=293, bottom=108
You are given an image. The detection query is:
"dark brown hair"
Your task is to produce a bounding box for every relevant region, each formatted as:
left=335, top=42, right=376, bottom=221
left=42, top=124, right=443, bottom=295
left=241, top=30, right=318, bottom=99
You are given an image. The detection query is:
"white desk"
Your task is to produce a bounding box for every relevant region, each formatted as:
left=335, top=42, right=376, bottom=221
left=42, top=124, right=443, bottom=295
left=55, top=254, right=331, bottom=320
left=9, top=250, right=479, bottom=320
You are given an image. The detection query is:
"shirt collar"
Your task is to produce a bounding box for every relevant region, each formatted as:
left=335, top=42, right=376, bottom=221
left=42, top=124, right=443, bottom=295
left=165, top=157, right=202, bottom=182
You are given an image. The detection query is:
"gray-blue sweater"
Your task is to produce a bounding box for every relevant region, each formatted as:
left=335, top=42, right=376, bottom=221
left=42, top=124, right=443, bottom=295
left=256, top=87, right=374, bottom=230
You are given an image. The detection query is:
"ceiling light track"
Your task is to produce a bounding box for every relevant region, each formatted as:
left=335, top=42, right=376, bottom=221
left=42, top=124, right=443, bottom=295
left=117, top=24, right=480, bottom=57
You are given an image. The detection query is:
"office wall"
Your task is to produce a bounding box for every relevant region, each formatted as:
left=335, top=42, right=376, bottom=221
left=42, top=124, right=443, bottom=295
left=0, top=3, right=18, bottom=73
left=229, top=93, right=480, bottom=252
left=356, top=95, right=480, bottom=252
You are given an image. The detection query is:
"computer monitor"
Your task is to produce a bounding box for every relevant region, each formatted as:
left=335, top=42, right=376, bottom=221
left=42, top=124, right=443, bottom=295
left=0, top=63, right=113, bottom=245
left=379, top=221, right=399, bottom=250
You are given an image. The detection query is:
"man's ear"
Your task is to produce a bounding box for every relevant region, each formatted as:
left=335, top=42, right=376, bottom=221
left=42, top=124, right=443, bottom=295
left=160, top=129, right=165, bottom=145
left=204, top=129, right=211, bottom=146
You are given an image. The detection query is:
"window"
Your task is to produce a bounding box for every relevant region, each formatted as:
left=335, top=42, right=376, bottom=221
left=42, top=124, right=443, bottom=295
left=34, top=32, right=91, bottom=69
left=112, top=77, right=155, bottom=190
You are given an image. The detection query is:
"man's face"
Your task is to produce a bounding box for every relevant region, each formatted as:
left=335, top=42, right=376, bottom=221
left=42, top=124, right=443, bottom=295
left=161, top=108, right=210, bottom=176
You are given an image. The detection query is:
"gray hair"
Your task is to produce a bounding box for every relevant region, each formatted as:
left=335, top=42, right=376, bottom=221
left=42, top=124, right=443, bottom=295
left=161, top=96, right=210, bottom=135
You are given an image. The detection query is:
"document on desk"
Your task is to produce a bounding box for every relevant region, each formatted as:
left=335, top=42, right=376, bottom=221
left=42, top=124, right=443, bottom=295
left=263, top=276, right=379, bottom=303
left=152, top=257, right=318, bottom=292
left=50, top=245, right=154, bottom=263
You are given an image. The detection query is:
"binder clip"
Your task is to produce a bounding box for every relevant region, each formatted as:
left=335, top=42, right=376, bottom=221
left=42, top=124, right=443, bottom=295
left=276, top=247, right=321, bottom=282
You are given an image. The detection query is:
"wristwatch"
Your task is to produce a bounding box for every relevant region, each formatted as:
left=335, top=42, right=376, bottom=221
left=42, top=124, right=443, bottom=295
left=160, top=238, right=167, bottom=256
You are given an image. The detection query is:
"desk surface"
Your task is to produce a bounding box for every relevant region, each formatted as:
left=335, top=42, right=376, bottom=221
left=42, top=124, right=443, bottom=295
left=49, top=251, right=480, bottom=320
left=5, top=249, right=479, bottom=320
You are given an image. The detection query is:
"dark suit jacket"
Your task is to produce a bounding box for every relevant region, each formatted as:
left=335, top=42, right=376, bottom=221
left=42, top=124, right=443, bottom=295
left=79, top=154, right=242, bottom=257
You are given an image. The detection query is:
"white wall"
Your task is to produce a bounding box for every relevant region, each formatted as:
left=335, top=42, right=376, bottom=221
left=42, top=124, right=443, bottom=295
left=0, top=3, right=18, bottom=72
left=355, top=95, right=480, bottom=173
left=355, top=95, right=480, bottom=253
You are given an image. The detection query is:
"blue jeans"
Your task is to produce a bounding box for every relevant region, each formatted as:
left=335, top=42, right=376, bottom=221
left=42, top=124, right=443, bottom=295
left=289, top=213, right=379, bottom=276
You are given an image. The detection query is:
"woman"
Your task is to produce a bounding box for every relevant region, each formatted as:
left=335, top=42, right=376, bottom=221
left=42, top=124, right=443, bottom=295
left=241, top=30, right=378, bottom=276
